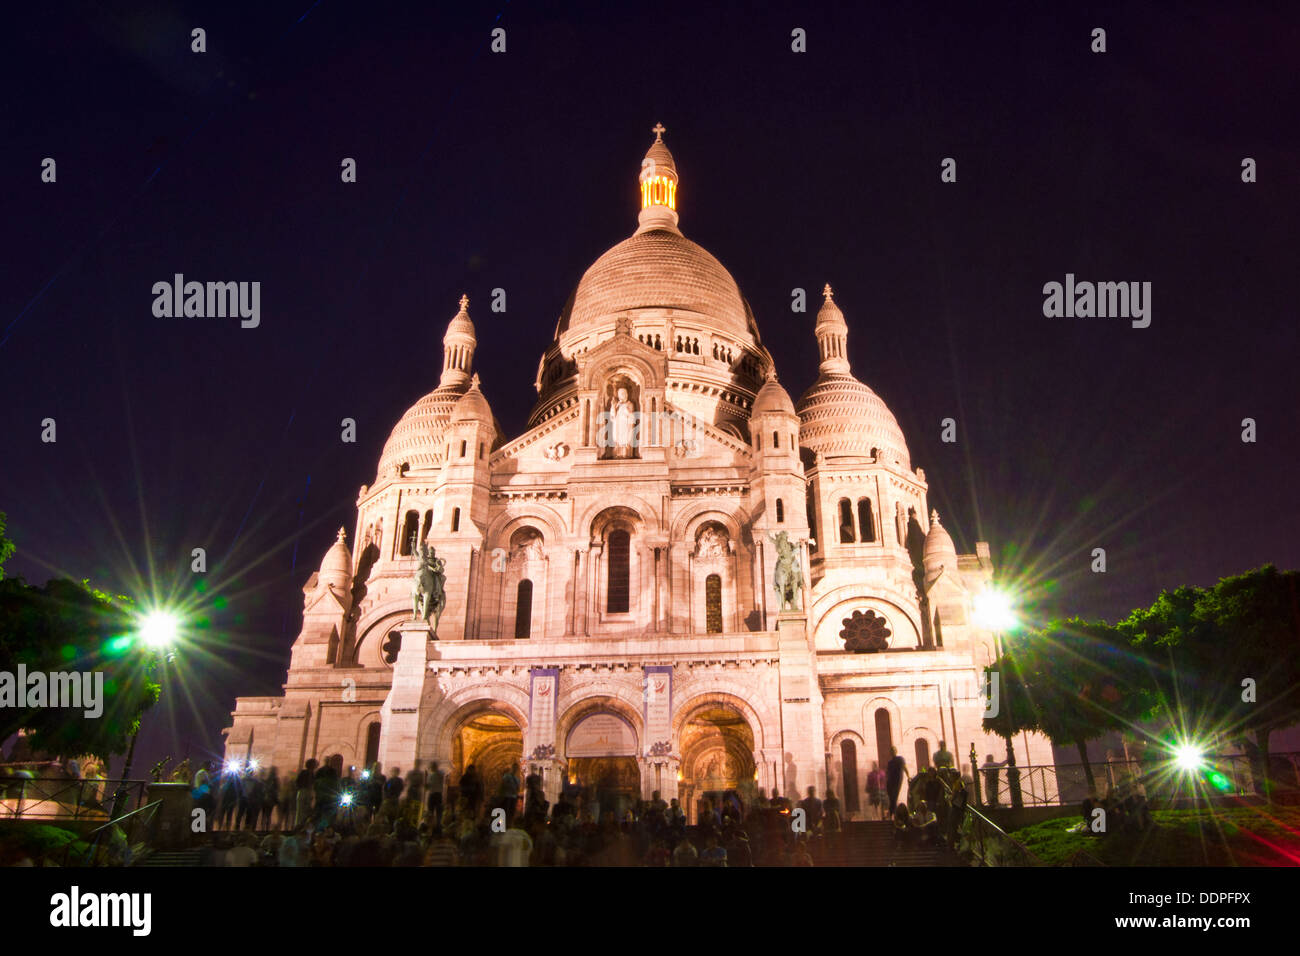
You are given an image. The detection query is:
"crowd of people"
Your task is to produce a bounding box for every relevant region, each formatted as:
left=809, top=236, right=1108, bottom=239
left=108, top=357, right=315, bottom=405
left=189, top=759, right=863, bottom=866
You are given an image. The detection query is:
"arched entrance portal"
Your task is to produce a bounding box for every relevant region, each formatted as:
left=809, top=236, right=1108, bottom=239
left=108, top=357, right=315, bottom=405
left=565, top=711, right=640, bottom=821
left=451, top=709, right=523, bottom=802
left=680, top=704, right=755, bottom=824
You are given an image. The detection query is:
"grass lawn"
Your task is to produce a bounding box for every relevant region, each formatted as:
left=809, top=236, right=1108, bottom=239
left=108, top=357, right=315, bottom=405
left=1011, top=804, right=1300, bottom=866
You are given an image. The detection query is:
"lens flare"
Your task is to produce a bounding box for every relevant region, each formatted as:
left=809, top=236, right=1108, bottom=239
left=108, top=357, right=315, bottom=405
left=973, top=587, right=1018, bottom=632
left=139, top=610, right=180, bottom=649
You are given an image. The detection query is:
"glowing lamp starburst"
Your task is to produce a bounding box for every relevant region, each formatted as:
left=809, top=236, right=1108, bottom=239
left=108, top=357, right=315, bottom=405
left=139, top=610, right=180, bottom=650
left=1173, top=743, right=1205, bottom=772
left=972, top=588, right=1018, bottom=632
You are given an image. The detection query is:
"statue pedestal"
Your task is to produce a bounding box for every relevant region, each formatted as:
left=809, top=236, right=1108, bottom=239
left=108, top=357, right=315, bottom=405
left=379, top=621, right=432, bottom=774
left=775, top=613, right=826, bottom=799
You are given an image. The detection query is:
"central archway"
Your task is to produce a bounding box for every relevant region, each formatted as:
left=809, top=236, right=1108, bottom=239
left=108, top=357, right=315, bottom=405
left=679, top=703, right=755, bottom=824
left=451, top=709, right=523, bottom=802
left=564, top=710, right=640, bottom=821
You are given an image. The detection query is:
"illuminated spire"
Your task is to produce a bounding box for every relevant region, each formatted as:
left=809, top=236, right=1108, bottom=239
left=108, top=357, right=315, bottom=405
left=815, top=284, right=850, bottom=375
left=636, top=122, right=680, bottom=235
left=439, top=294, right=477, bottom=387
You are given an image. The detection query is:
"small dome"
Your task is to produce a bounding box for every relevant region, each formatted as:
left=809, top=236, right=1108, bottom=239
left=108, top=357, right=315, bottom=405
left=752, top=368, right=796, bottom=417
left=923, top=510, right=959, bottom=579
left=643, top=127, right=676, bottom=180
left=450, top=375, right=494, bottom=424
left=445, top=294, right=475, bottom=338
left=797, top=374, right=911, bottom=466
left=815, top=284, right=847, bottom=336
left=318, top=527, right=353, bottom=588
left=377, top=382, right=465, bottom=476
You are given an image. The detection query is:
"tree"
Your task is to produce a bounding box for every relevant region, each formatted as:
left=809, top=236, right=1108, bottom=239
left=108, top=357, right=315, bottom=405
left=983, top=621, right=1154, bottom=795
left=1119, top=566, right=1300, bottom=797
left=0, top=576, right=161, bottom=764
left=0, top=511, right=15, bottom=579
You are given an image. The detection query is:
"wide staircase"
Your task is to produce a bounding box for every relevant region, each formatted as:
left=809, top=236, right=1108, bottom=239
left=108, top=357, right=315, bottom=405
left=133, top=847, right=205, bottom=867
left=815, top=821, right=966, bottom=867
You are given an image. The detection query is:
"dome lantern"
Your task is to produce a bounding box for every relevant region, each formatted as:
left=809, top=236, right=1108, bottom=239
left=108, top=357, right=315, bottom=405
left=439, top=294, right=477, bottom=388
left=636, top=123, right=680, bottom=235
left=815, top=284, right=850, bottom=375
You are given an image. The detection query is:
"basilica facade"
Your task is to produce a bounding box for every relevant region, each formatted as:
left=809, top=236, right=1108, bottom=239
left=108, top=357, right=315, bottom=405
left=222, top=127, right=1055, bottom=818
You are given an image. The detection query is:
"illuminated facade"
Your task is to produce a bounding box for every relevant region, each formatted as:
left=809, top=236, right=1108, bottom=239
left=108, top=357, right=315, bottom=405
left=222, top=126, right=1055, bottom=816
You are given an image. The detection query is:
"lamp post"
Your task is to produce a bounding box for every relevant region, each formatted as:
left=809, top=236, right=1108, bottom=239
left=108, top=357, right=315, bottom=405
left=973, top=586, right=1023, bottom=809
left=109, top=610, right=180, bottom=819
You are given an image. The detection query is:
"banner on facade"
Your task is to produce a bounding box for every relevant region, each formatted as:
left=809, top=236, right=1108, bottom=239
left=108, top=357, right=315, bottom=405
left=529, top=668, right=558, bottom=758
left=643, top=665, right=673, bottom=755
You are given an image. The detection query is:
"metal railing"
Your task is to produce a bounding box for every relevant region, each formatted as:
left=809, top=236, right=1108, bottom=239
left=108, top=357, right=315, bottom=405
left=928, top=774, right=1040, bottom=866
left=0, top=774, right=147, bottom=821
left=61, top=799, right=163, bottom=867
left=974, top=752, right=1300, bottom=808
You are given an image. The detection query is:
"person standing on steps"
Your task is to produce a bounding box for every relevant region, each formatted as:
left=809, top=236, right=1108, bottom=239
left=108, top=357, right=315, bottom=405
left=885, top=747, right=907, bottom=813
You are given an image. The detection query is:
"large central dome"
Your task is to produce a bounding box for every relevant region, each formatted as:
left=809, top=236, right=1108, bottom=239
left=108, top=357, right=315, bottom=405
left=557, top=229, right=752, bottom=342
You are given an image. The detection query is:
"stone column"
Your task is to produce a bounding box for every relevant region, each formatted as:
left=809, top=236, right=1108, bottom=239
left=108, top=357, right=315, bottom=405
left=379, top=621, right=431, bottom=774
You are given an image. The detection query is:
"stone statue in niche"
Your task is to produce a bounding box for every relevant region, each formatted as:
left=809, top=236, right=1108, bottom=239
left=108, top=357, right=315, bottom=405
left=599, top=375, right=640, bottom=459
left=510, top=530, right=545, bottom=563
left=695, top=524, right=728, bottom=560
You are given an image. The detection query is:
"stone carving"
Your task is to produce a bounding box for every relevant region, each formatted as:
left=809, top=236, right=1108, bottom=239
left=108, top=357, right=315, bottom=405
left=510, top=530, right=545, bottom=563
left=695, top=524, right=728, bottom=560
left=411, top=541, right=446, bottom=634
left=840, top=609, right=891, bottom=652
left=542, top=441, right=570, bottom=461
left=770, top=530, right=803, bottom=612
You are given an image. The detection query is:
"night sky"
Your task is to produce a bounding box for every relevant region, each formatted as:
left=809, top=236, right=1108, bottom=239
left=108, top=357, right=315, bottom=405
left=2, top=2, right=1297, bottom=774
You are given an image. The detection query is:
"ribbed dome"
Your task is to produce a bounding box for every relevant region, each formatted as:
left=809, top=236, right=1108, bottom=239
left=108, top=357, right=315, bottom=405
left=450, top=376, right=494, bottom=424
left=376, top=382, right=465, bottom=476
left=796, top=373, right=911, bottom=467
left=557, top=229, right=754, bottom=343
left=923, top=510, right=959, bottom=580
left=318, top=528, right=353, bottom=589
left=753, top=369, right=796, bottom=417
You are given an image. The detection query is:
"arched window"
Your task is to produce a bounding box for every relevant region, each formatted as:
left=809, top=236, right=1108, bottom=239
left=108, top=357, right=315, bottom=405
left=896, top=502, right=905, bottom=545
left=364, top=722, right=382, bottom=767
left=400, top=510, right=419, bottom=555
left=874, top=709, right=893, bottom=782
left=515, top=579, right=533, bottom=639
left=451, top=507, right=461, bottom=533
left=421, top=510, right=433, bottom=542
left=838, top=499, right=855, bottom=543
left=915, top=738, right=931, bottom=770
left=459, top=439, right=467, bottom=458
left=705, top=573, right=722, bottom=633
left=607, top=529, right=630, bottom=613
left=857, top=498, right=876, bottom=542
left=841, top=739, right=861, bottom=813
left=772, top=430, right=779, bottom=448
left=479, top=442, right=484, bottom=459
left=775, top=498, right=785, bottom=523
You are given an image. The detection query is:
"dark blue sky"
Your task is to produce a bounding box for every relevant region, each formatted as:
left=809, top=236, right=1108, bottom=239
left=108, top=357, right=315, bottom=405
left=2, top=1, right=1297, bottom=773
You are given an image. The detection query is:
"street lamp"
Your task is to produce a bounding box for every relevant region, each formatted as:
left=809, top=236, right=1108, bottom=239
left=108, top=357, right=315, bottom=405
left=110, top=607, right=181, bottom=818
left=973, top=585, right=1023, bottom=808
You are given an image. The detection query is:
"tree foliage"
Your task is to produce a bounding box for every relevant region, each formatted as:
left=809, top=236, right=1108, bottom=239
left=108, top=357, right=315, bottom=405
left=0, top=576, right=161, bottom=763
